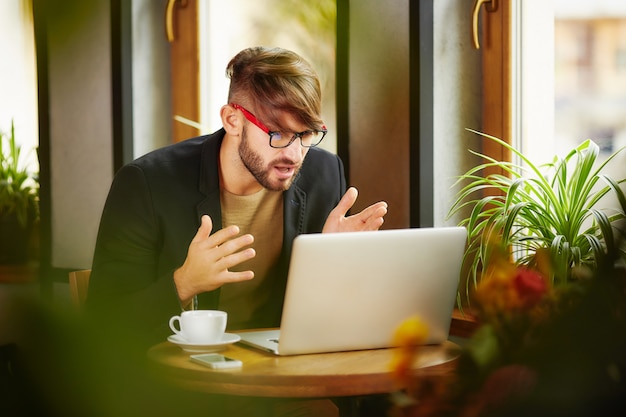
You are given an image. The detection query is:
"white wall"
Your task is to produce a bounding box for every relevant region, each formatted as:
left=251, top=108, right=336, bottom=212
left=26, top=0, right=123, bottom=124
left=46, top=0, right=173, bottom=269
left=47, top=0, right=114, bottom=269
left=132, top=0, right=172, bottom=159
left=433, top=0, right=483, bottom=226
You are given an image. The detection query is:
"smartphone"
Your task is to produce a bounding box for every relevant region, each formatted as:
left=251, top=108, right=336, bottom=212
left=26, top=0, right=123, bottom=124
left=190, top=353, right=243, bottom=369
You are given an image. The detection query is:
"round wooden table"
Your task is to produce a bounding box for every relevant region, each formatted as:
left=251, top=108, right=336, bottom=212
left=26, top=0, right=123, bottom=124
left=147, top=337, right=461, bottom=399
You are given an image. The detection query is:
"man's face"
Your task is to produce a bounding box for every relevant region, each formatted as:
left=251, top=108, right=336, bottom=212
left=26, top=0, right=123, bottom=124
left=238, top=112, right=310, bottom=192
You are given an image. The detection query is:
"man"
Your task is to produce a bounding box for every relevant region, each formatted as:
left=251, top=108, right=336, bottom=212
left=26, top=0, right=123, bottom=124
left=88, top=46, right=387, bottom=347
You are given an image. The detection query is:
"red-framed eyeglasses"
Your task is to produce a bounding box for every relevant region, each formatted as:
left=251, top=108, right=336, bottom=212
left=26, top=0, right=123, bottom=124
left=231, top=103, right=327, bottom=148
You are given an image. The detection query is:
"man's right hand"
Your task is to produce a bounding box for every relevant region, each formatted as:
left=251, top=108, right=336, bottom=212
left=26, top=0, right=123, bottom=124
left=174, top=215, right=255, bottom=306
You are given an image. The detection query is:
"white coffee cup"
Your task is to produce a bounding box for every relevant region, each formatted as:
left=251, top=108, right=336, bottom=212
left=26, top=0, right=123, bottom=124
left=168, top=310, right=227, bottom=344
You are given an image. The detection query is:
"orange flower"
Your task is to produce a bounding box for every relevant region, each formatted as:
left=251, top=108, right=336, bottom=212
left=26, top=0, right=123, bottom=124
left=474, top=252, right=549, bottom=318
left=474, top=271, right=523, bottom=316
left=390, top=316, right=429, bottom=384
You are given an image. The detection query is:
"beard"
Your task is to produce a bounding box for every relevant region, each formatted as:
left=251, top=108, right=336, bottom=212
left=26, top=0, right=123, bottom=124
left=239, top=127, right=302, bottom=191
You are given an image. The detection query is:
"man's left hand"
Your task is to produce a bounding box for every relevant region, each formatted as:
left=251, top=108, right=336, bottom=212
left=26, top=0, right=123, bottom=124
left=322, top=187, right=388, bottom=233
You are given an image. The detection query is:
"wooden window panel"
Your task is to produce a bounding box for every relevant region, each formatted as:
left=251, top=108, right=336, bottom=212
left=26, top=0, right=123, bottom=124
left=169, top=0, right=200, bottom=142
left=480, top=0, right=512, bottom=177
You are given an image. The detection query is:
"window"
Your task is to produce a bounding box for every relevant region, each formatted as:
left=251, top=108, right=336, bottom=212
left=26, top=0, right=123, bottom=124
left=553, top=3, right=626, bottom=157
left=0, top=0, right=38, bottom=173
left=488, top=0, right=626, bottom=167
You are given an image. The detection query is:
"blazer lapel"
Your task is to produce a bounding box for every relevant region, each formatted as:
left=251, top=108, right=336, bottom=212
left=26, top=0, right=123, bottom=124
left=196, top=129, right=224, bottom=228
left=283, top=183, right=306, bottom=262
left=195, top=130, right=225, bottom=309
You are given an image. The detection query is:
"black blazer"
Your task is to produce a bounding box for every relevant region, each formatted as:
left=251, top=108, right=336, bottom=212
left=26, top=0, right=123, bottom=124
left=88, top=129, right=346, bottom=344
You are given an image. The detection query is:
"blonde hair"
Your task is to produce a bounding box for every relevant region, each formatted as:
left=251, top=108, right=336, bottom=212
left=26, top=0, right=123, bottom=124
left=226, top=47, right=323, bottom=130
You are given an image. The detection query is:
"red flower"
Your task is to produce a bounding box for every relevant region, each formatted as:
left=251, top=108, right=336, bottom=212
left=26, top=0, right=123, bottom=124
left=514, top=267, right=548, bottom=307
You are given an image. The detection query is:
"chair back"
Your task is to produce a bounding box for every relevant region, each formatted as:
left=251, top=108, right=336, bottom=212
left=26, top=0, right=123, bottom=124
left=68, top=269, right=91, bottom=308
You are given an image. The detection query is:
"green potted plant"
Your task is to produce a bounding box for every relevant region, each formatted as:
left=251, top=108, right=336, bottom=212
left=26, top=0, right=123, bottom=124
left=0, top=120, right=39, bottom=264
left=448, top=130, right=626, bottom=306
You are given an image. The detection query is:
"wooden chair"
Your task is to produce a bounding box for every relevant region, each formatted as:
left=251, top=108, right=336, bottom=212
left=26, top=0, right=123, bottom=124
left=68, top=269, right=91, bottom=308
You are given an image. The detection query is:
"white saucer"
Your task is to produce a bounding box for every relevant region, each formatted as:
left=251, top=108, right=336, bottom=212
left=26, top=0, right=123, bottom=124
left=167, top=333, right=241, bottom=353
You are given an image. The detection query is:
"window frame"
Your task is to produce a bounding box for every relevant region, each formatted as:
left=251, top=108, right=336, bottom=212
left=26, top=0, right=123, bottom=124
left=480, top=0, right=513, bottom=175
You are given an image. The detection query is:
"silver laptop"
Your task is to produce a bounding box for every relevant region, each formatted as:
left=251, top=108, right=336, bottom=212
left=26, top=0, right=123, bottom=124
left=237, top=226, right=467, bottom=355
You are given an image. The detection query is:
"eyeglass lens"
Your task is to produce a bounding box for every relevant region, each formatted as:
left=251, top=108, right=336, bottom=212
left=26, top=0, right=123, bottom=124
left=269, top=131, right=326, bottom=148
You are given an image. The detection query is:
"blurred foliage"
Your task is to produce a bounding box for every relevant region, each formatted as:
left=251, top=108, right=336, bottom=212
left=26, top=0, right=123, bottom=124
left=389, top=237, right=626, bottom=417
left=0, top=120, right=39, bottom=227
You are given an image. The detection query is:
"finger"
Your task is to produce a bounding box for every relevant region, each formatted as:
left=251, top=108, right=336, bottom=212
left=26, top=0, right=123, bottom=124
left=357, top=201, right=388, bottom=221
left=222, top=269, right=255, bottom=283
left=206, top=225, right=244, bottom=247
left=351, top=202, right=388, bottom=230
left=332, top=187, right=359, bottom=218
left=217, top=248, right=257, bottom=275
left=364, top=214, right=385, bottom=230
left=373, top=202, right=389, bottom=219
left=214, top=235, right=255, bottom=263
left=191, top=215, right=214, bottom=243
left=215, top=233, right=254, bottom=254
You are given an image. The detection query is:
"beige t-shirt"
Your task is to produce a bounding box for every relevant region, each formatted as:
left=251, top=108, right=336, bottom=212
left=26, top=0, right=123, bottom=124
left=218, top=188, right=283, bottom=329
